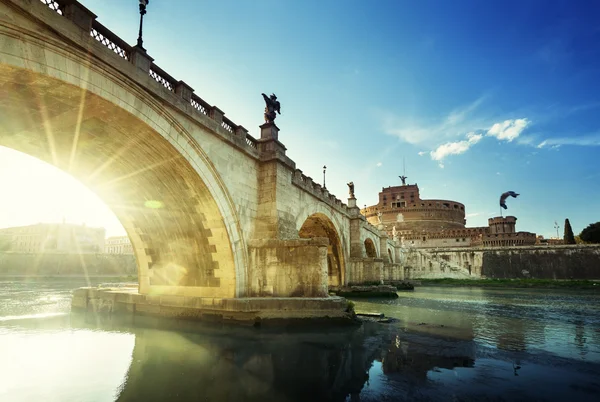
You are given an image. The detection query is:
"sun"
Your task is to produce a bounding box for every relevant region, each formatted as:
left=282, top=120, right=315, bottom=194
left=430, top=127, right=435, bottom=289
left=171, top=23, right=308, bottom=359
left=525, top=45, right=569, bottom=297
left=0, top=146, right=126, bottom=236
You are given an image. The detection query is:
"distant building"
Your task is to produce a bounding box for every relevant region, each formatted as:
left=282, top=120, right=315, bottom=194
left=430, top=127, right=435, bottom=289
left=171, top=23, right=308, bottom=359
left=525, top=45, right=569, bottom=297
left=362, top=179, right=536, bottom=248
left=0, top=222, right=105, bottom=253
left=105, top=235, right=133, bottom=254
left=536, top=235, right=564, bottom=246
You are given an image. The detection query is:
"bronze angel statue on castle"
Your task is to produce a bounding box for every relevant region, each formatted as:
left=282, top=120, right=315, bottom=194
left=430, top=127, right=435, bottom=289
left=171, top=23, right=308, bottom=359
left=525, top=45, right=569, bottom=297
left=262, top=93, right=281, bottom=123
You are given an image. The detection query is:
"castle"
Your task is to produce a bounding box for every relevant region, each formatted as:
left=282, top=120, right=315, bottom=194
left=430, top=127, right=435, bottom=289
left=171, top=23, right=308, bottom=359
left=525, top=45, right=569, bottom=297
left=361, top=178, right=536, bottom=248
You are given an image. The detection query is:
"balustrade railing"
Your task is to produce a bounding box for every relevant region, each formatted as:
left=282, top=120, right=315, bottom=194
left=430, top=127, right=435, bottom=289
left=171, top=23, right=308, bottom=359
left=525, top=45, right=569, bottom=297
left=36, top=0, right=258, bottom=154
left=245, top=136, right=258, bottom=149
left=149, top=65, right=176, bottom=91
left=221, top=117, right=234, bottom=133
left=91, top=22, right=130, bottom=60
left=40, top=0, right=63, bottom=15
left=190, top=95, right=209, bottom=115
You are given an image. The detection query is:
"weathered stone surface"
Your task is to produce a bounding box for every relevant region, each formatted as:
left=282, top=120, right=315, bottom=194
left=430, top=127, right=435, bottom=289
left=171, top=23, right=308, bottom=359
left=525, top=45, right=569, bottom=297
left=70, top=287, right=351, bottom=324
left=0, top=0, right=400, bottom=308
left=406, top=245, right=600, bottom=279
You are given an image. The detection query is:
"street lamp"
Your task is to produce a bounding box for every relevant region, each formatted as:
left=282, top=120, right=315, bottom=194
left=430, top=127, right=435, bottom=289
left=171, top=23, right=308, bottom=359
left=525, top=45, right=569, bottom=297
left=136, top=0, right=149, bottom=50
left=554, top=221, right=560, bottom=239
left=323, top=165, right=327, bottom=189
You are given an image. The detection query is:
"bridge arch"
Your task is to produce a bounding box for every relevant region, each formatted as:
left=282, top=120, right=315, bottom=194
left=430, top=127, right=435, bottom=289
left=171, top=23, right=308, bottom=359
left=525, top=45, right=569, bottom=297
left=364, top=238, right=378, bottom=258
left=298, top=213, right=345, bottom=287
left=0, top=26, right=246, bottom=297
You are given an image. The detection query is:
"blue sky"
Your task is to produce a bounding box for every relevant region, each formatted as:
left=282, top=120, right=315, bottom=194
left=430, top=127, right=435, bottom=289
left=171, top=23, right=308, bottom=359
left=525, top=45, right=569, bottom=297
left=2, top=0, right=600, bottom=238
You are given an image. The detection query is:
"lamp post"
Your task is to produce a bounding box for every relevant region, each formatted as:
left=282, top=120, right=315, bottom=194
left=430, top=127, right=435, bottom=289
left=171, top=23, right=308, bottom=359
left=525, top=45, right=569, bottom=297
left=554, top=221, right=560, bottom=239
left=323, top=165, right=327, bottom=189
left=136, top=0, right=149, bottom=50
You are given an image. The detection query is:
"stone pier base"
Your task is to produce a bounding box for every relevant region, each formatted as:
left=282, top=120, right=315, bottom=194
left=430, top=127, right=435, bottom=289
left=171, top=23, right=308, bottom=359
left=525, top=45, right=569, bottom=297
left=71, top=286, right=354, bottom=326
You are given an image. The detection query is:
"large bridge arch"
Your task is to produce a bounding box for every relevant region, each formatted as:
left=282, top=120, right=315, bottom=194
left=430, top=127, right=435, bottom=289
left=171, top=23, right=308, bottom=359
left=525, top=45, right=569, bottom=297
left=296, top=210, right=347, bottom=287
left=0, top=17, right=246, bottom=297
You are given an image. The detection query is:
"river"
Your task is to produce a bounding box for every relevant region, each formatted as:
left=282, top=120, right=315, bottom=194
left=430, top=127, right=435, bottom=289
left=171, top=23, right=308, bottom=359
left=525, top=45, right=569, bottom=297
left=1, top=280, right=599, bottom=401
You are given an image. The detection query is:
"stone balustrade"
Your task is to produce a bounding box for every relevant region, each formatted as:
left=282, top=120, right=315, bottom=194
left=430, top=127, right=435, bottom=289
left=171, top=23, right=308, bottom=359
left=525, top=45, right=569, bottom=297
left=39, top=0, right=260, bottom=155
left=291, top=170, right=350, bottom=216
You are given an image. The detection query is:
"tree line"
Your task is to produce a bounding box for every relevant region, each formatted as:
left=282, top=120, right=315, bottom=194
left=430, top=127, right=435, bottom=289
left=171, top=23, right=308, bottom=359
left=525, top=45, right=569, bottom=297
left=564, top=219, right=600, bottom=244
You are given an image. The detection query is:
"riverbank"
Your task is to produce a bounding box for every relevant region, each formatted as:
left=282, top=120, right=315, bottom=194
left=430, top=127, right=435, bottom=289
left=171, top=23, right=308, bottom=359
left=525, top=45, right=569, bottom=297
left=0, top=275, right=138, bottom=282
left=417, top=278, right=600, bottom=289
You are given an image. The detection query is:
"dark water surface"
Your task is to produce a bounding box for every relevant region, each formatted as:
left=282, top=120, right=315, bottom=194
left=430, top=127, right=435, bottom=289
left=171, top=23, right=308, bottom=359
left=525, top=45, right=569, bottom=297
left=1, top=281, right=599, bottom=401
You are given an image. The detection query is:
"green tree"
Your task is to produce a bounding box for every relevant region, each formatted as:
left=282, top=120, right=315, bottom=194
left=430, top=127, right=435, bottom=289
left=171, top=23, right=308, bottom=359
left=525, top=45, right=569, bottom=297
left=563, top=218, right=576, bottom=244
left=579, top=222, right=600, bottom=244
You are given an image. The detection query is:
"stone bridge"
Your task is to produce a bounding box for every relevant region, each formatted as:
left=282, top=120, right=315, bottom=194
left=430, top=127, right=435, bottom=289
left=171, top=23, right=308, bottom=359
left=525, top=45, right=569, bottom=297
left=0, top=0, right=403, bottom=313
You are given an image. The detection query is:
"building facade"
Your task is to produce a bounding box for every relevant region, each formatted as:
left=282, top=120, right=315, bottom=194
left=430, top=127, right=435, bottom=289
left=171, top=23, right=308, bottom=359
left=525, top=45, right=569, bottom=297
left=362, top=180, right=536, bottom=248
left=0, top=223, right=105, bottom=253
left=105, top=236, right=134, bottom=254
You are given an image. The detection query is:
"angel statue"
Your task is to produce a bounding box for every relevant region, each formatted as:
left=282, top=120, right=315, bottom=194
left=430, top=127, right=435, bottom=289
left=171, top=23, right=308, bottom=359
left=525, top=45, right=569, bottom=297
left=347, top=182, right=355, bottom=198
left=261, top=93, right=281, bottom=123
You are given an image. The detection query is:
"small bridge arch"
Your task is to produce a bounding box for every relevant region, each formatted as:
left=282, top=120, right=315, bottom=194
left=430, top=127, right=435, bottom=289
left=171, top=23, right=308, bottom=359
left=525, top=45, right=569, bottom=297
left=298, top=212, right=346, bottom=287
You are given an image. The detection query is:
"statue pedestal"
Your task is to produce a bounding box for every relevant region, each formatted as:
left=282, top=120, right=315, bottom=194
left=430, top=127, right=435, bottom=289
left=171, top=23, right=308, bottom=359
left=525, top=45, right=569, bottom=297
left=260, top=122, right=280, bottom=141
left=347, top=197, right=356, bottom=208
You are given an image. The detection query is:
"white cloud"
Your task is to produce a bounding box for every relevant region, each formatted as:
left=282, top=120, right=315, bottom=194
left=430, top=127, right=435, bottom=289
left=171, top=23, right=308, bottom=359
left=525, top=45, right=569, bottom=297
left=487, top=118, right=529, bottom=142
left=430, top=132, right=483, bottom=161
left=438, top=162, right=444, bottom=169
left=376, top=162, right=382, bottom=167
left=381, top=96, right=488, bottom=145
left=418, top=151, right=427, bottom=156
left=537, top=133, right=600, bottom=148
left=466, top=212, right=480, bottom=218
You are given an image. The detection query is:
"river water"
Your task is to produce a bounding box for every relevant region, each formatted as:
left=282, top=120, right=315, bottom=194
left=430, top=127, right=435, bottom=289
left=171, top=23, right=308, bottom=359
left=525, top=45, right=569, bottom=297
left=1, top=280, right=599, bottom=402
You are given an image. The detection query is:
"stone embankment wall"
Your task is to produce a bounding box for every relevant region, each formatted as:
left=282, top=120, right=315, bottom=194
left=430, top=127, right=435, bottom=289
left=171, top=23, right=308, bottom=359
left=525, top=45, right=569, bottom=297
left=481, top=246, right=600, bottom=279
left=0, top=252, right=136, bottom=277
left=404, top=245, right=600, bottom=279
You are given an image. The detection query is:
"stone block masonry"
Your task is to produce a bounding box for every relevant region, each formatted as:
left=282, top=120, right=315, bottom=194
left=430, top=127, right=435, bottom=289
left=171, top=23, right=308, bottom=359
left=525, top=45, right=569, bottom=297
left=405, top=245, right=600, bottom=280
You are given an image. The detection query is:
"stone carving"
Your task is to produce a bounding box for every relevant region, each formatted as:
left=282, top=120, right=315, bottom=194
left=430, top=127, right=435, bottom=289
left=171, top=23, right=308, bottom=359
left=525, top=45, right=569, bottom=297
left=399, top=175, right=408, bottom=186
left=392, top=225, right=398, bottom=241
left=347, top=181, right=355, bottom=198
left=377, top=212, right=383, bottom=224
left=261, top=93, right=281, bottom=123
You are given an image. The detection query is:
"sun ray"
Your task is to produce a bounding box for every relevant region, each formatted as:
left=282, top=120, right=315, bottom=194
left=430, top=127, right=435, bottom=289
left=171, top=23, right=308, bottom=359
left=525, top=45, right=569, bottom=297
left=68, top=56, right=92, bottom=173
left=96, top=155, right=182, bottom=190
left=85, top=135, right=143, bottom=183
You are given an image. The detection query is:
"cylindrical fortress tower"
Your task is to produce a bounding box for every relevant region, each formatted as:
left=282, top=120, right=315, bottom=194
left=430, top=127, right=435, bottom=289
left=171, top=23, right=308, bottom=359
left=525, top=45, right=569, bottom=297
left=488, top=216, right=517, bottom=234
left=362, top=183, right=466, bottom=232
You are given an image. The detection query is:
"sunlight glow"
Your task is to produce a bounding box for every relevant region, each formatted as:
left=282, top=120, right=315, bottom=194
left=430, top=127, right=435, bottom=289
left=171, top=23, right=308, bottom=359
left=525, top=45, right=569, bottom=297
left=0, top=146, right=126, bottom=236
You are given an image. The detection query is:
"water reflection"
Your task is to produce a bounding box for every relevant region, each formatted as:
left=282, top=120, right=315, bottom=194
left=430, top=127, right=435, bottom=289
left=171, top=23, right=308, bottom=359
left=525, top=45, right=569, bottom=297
left=66, top=313, right=481, bottom=402
left=2, top=282, right=600, bottom=401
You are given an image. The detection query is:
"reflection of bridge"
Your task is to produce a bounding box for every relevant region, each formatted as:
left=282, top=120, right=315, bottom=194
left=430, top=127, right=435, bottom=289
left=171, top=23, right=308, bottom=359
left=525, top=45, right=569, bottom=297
left=0, top=0, right=404, bottom=318
left=68, top=313, right=477, bottom=402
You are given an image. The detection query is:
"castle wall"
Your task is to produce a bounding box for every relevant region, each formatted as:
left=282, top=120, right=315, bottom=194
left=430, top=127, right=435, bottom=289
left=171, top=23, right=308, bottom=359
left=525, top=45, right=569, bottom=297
left=404, top=245, right=600, bottom=280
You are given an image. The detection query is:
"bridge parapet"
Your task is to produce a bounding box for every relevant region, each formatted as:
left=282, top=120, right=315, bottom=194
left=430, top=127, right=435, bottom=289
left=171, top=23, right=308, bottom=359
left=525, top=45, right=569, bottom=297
left=292, top=169, right=350, bottom=216
left=37, top=0, right=261, bottom=155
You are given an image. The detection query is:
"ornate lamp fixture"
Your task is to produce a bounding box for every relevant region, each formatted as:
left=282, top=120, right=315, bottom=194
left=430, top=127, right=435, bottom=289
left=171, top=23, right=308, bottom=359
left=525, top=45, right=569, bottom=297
left=136, top=0, right=149, bottom=50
